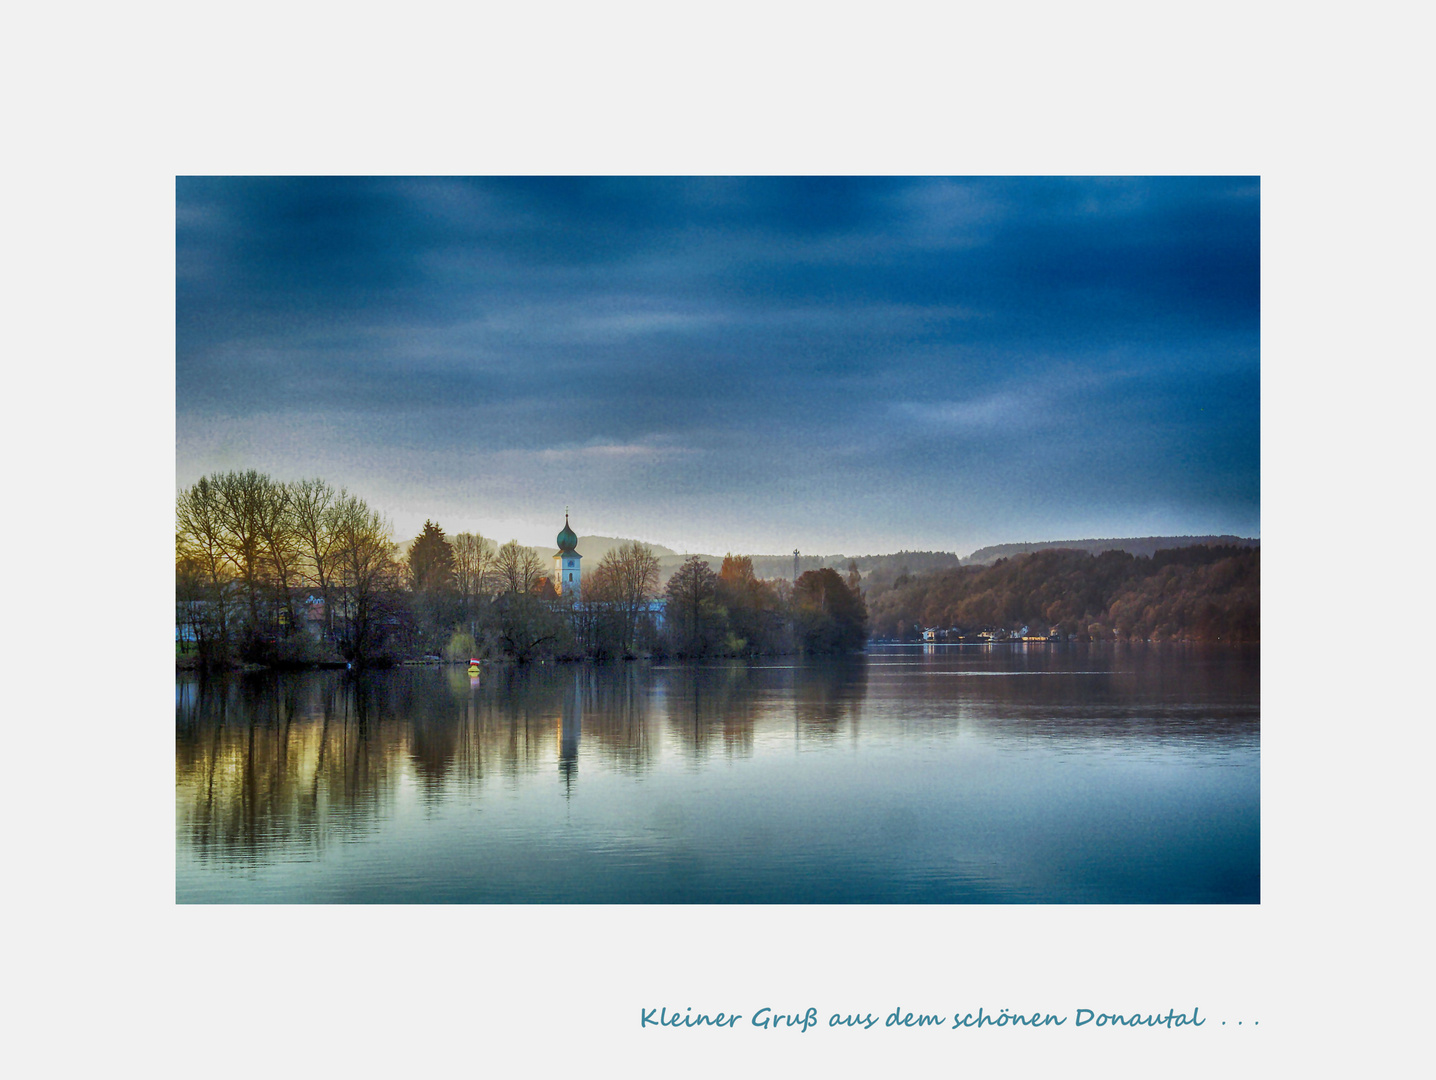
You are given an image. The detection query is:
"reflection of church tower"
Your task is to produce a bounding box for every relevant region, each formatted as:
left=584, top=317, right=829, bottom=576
left=554, top=511, right=581, bottom=598
left=558, top=677, right=582, bottom=794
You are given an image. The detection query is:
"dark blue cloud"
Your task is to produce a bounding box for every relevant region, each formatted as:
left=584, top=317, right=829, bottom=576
left=176, top=177, right=1259, bottom=553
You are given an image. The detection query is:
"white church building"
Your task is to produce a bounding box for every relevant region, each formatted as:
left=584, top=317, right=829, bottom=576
left=553, top=512, right=582, bottom=598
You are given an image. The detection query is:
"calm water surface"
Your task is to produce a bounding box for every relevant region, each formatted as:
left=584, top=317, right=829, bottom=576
left=175, top=644, right=1259, bottom=903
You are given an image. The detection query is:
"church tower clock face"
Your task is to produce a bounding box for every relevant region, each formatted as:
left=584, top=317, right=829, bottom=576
left=554, top=510, right=581, bottom=598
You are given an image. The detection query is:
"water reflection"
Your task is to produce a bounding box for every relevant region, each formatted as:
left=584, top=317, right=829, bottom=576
left=794, top=656, right=867, bottom=742
left=176, top=645, right=1259, bottom=901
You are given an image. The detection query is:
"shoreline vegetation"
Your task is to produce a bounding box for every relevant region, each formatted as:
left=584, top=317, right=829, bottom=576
left=176, top=470, right=1258, bottom=673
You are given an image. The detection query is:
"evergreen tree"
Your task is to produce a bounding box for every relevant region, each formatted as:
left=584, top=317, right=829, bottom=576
left=408, top=520, right=455, bottom=593
left=406, top=520, right=457, bottom=652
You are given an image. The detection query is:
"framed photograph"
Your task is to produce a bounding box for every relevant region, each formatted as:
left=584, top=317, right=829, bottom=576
left=175, top=177, right=1259, bottom=906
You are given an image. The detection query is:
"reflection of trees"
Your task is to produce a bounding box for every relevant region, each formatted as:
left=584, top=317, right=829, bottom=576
left=176, top=650, right=1254, bottom=876
left=660, top=662, right=767, bottom=760
left=175, top=671, right=402, bottom=869
left=578, top=665, right=658, bottom=772
left=863, top=643, right=1260, bottom=745
left=175, top=665, right=670, bottom=868
left=650, top=659, right=872, bottom=758
left=792, top=657, right=868, bottom=742
left=399, top=671, right=470, bottom=797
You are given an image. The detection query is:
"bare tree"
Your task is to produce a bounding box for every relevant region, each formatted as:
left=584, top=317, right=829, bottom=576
left=255, top=479, right=302, bottom=631
left=328, top=493, right=400, bottom=663
left=496, top=593, right=562, bottom=662
left=495, top=540, right=545, bottom=594
left=212, top=470, right=274, bottom=628
left=452, top=532, right=496, bottom=599
left=176, top=475, right=240, bottom=664
left=593, top=540, right=660, bottom=654
left=176, top=477, right=234, bottom=654
left=452, top=531, right=496, bottom=638
left=290, top=478, right=340, bottom=639
left=520, top=547, right=545, bottom=592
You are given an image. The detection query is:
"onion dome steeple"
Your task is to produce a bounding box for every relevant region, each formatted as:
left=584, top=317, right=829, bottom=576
left=556, top=511, right=578, bottom=553
left=554, top=508, right=582, bottom=598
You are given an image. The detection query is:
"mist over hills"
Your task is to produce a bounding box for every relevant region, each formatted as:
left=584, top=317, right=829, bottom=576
left=575, top=535, right=680, bottom=562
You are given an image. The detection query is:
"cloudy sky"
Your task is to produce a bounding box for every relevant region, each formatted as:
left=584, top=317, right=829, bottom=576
left=176, top=177, right=1259, bottom=557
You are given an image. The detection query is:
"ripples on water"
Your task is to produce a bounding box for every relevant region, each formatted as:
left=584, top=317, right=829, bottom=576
left=175, top=644, right=1259, bottom=904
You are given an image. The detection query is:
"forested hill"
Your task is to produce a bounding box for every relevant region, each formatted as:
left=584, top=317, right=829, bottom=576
left=727, top=550, right=962, bottom=582
left=867, top=544, right=1259, bottom=644
left=962, top=535, right=1259, bottom=566
left=577, top=535, right=680, bottom=563
left=640, top=549, right=962, bottom=587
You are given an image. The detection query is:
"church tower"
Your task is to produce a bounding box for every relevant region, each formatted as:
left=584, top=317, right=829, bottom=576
left=554, top=511, right=581, bottom=598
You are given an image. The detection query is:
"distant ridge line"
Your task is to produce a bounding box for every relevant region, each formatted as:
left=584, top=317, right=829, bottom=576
left=961, top=535, right=1260, bottom=566
left=402, top=532, right=1258, bottom=579
left=574, top=534, right=1258, bottom=583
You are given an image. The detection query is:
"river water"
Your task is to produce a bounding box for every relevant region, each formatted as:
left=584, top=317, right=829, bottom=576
left=175, top=644, right=1258, bottom=903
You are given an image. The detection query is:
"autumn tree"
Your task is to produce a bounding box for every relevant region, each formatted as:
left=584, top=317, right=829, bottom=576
left=719, top=554, right=756, bottom=587
left=716, top=553, right=786, bottom=655
left=793, top=567, right=868, bottom=653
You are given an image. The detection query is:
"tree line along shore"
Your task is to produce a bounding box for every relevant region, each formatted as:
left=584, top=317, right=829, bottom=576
left=176, top=470, right=1257, bottom=671
left=175, top=470, right=866, bottom=669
